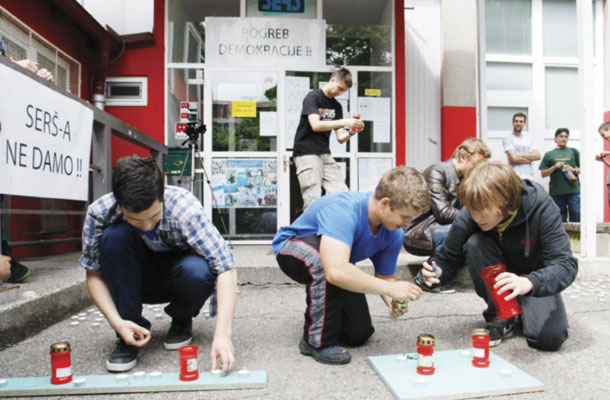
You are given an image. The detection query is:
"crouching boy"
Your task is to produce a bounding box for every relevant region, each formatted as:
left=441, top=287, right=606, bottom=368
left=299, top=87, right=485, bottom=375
left=420, top=162, right=577, bottom=350
left=273, top=167, right=430, bottom=365
left=81, top=155, right=237, bottom=373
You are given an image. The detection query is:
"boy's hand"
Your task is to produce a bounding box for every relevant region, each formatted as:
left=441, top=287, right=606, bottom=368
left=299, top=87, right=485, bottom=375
left=420, top=261, right=442, bottom=286
left=382, top=294, right=408, bottom=319
left=0, top=255, right=11, bottom=281
left=211, top=335, right=235, bottom=375
left=554, top=161, right=564, bottom=169
left=390, top=299, right=408, bottom=319
left=387, top=281, right=421, bottom=301
left=494, top=272, right=533, bottom=300
left=115, top=320, right=151, bottom=347
left=345, top=118, right=364, bottom=130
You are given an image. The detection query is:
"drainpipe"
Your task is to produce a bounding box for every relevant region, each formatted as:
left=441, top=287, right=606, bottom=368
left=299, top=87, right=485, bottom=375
left=91, top=39, right=112, bottom=110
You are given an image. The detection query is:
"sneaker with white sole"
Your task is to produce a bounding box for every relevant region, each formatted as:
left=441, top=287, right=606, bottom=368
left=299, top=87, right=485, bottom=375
left=488, top=321, right=514, bottom=347
left=164, top=318, right=193, bottom=350
left=415, top=271, right=456, bottom=294
left=106, top=339, right=140, bottom=372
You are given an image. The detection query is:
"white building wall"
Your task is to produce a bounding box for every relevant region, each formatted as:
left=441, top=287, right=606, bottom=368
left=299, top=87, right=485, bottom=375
left=79, top=0, right=154, bottom=36
left=404, top=0, right=442, bottom=170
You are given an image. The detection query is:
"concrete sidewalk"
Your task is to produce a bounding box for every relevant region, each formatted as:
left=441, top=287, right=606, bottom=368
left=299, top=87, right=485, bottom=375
left=1, top=246, right=609, bottom=350
left=0, top=246, right=429, bottom=349
left=0, top=263, right=609, bottom=399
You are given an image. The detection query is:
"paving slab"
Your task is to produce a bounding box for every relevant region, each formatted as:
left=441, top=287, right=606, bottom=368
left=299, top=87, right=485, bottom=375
left=0, top=281, right=609, bottom=399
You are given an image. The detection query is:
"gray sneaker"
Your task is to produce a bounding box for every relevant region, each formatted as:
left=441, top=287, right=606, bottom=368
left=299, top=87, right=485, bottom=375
left=299, top=337, right=351, bottom=365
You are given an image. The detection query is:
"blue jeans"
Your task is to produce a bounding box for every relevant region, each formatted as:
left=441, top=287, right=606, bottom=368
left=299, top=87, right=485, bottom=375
left=99, top=223, right=215, bottom=330
left=432, top=223, right=452, bottom=256
left=551, top=193, right=580, bottom=222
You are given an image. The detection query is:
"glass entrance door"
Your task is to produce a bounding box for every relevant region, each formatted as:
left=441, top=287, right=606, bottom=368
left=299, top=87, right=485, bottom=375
left=203, top=69, right=279, bottom=241
left=282, top=68, right=394, bottom=223
left=283, top=70, right=353, bottom=222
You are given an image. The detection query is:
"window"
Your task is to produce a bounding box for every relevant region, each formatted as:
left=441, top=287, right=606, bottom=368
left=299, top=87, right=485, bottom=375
left=545, top=67, right=578, bottom=129
left=485, top=0, right=532, bottom=55
left=486, top=62, right=532, bottom=90
left=543, top=0, right=577, bottom=57
left=0, top=6, right=81, bottom=95
left=487, top=107, right=528, bottom=131
left=105, top=77, right=148, bottom=106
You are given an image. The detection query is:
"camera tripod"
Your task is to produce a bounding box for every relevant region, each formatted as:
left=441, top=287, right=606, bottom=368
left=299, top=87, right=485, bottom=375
left=177, top=125, right=233, bottom=249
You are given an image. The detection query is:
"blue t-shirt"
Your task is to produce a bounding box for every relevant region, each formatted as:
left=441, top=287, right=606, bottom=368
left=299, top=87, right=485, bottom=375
left=132, top=222, right=169, bottom=252
left=272, top=191, right=403, bottom=276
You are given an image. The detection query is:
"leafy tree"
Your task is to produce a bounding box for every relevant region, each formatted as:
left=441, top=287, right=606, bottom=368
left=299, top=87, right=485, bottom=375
left=326, top=24, right=392, bottom=66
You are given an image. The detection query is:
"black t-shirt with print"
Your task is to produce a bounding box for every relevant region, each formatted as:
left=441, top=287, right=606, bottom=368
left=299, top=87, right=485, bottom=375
left=292, top=89, right=343, bottom=156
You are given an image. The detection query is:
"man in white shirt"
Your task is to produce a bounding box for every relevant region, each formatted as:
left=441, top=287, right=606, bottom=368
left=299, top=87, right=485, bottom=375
left=503, top=113, right=541, bottom=180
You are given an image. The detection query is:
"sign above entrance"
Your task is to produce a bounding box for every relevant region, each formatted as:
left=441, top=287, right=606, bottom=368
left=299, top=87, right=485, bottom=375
left=205, top=17, right=325, bottom=68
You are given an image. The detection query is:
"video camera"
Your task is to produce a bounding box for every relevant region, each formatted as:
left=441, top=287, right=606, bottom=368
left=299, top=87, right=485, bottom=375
left=185, top=121, right=206, bottom=140
left=181, top=121, right=207, bottom=148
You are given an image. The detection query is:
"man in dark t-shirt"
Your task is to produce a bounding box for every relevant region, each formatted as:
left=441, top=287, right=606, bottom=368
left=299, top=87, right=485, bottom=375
left=539, top=128, right=581, bottom=222
left=292, top=68, right=364, bottom=210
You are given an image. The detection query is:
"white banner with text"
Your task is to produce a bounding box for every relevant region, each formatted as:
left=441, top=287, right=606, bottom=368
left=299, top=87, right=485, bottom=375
left=0, top=63, right=93, bottom=201
left=205, top=17, right=326, bottom=68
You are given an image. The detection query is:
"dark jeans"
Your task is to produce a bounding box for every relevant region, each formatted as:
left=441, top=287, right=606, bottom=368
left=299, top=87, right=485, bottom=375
left=464, top=232, right=568, bottom=351
left=99, top=223, right=215, bottom=330
left=276, top=235, right=374, bottom=349
left=551, top=193, right=580, bottom=222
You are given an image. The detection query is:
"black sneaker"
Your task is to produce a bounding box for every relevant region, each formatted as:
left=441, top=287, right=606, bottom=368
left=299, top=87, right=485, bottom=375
left=415, top=272, right=455, bottom=294
left=299, top=337, right=351, bottom=365
left=488, top=321, right=514, bottom=347
left=106, top=339, right=140, bottom=372
left=164, top=318, right=193, bottom=350
left=7, top=260, right=31, bottom=283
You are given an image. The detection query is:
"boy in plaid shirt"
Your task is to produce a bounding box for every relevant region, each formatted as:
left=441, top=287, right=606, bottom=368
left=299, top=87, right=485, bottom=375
left=82, top=155, right=236, bottom=373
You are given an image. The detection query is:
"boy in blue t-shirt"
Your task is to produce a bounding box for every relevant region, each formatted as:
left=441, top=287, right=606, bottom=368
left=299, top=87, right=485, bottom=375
left=272, top=167, right=431, bottom=365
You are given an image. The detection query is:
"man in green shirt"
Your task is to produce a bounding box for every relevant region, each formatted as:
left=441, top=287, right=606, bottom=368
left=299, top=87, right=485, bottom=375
left=539, top=128, right=581, bottom=222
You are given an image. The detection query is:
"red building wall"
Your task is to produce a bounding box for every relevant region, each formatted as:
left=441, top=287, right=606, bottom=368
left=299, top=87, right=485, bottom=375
left=105, top=0, right=165, bottom=165
left=3, top=0, right=166, bottom=258
left=440, top=106, right=477, bottom=160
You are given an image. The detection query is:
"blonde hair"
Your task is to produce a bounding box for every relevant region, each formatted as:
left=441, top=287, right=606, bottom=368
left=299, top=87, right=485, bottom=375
left=459, top=162, right=523, bottom=217
left=374, top=166, right=430, bottom=213
left=453, top=138, right=492, bottom=161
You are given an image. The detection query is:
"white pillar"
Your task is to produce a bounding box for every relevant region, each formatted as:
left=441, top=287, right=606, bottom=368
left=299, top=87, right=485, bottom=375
left=577, top=0, right=596, bottom=257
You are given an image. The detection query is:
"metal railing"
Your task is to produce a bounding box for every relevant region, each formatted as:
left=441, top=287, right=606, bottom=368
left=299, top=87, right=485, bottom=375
left=0, top=55, right=167, bottom=251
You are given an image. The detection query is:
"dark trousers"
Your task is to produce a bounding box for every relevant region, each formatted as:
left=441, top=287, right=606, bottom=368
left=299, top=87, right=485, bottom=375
left=276, top=235, right=374, bottom=349
left=99, top=223, right=215, bottom=330
left=551, top=193, right=580, bottom=222
left=463, top=232, right=568, bottom=351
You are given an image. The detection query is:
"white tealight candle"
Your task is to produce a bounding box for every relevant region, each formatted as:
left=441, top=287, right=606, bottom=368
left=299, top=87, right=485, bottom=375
left=499, top=368, right=512, bottom=377
left=133, top=371, right=146, bottom=379
left=73, top=378, right=86, bottom=387
left=149, top=371, right=162, bottom=379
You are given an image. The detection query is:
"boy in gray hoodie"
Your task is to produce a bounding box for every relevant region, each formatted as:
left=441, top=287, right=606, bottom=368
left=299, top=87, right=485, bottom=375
left=419, top=161, right=577, bottom=350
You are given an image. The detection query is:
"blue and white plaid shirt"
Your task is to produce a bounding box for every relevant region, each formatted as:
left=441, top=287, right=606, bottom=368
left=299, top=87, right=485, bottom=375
left=80, top=185, right=234, bottom=317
